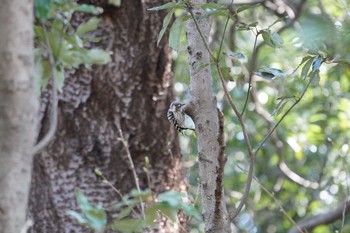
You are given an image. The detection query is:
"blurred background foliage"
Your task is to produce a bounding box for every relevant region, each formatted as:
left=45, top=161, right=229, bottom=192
left=174, top=0, right=350, bottom=232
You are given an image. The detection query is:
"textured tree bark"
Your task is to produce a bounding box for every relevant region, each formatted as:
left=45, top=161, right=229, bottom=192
left=184, top=1, right=230, bottom=232
left=0, top=0, right=38, bottom=232
left=27, top=1, right=186, bottom=232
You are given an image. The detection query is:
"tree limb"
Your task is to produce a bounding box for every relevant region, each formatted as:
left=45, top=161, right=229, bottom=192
left=288, top=198, right=350, bottom=233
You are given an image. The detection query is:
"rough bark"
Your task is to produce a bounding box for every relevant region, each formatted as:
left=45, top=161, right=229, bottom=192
left=0, top=0, right=38, bottom=232
left=28, top=1, right=185, bottom=232
left=184, top=1, right=230, bottom=232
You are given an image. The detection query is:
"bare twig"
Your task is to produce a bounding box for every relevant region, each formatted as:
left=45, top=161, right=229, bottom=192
left=117, top=125, right=146, bottom=219
left=32, top=25, right=58, bottom=155
left=251, top=80, right=320, bottom=190
left=241, top=30, right=259, bottom=116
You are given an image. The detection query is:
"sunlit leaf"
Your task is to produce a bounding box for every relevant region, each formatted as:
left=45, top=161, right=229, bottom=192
left=236, top=4, right=260, bottom=13
left=270, top=32, right=283, bottom=48
left=169, top=16, right=183, bottom=52
left=224, top=51, right=246, bottom=61
left=76, top=17, right=101, bottom=36
left=35, top=0, right=53, bottom=20
left=110, top=219, right=146, bottom=233
left=255, top=67, right=286, bottom=80
left=201, top=3, right=224, bottom=10
left=75, top=4, right=103, bottom=14
left=67, top=210, right=87, bottom=225
left=301, top=57, right=313, bottom=78
left=85, top=49, right=111, bottom=65
left=157, top=9, right=175, bottom=46
left=56, top=66, right=65, bottom=92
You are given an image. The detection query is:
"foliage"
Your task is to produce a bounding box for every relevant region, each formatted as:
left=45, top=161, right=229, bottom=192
left=34, top=0, right=110, bottom=93
left=67, top=187, right=200, bottom=233
left=152, top=0, right=350, bottom=232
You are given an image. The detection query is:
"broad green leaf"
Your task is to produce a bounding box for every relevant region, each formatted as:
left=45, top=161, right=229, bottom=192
left=236, top=4, right=260, bottom=13
left=182, top=203, right=201, bottom=221
left=145, top=204, right=158, bottom=225
left=116, top=204, right=137, bottom=220
left=76, top=17, right=101, bottom=36
left=158, top=206, right=177, bottom=222
left=60, top=50, right=85, bottom=69
left=268, top=16, right=288, bottom=29
left=35, top=0, right=53, bottom=20
left=270, top=32, right=283, bottom=48
left=75, top=4, right=103, bottom=15
left=224, top=51, right=246, bottom=61
left=157, top=9, right=175, bottom=46
left=256, top=67, right=286, bottom=79
left=75, top=189, right=94, bottom=213
left=108, top=0, right=121, bottom=7
left=84, top=49, right=111, bottom=65
left=201, top=3, right=224, bottom=10
left=301, top=58, right=313, bottom=78
left=67, top=210, right=88, bottom=225
left=169, top=16, right=183, bottom=52
left=148, top=2, right=176, bottom=11
left=158, top=191, right=184, bottom=208
left=310, top=70, right=320, bottom=86
left=85, top=208, right=107, bottom=231
left=109, top=218, right=145, bottom=233
left=261, top=29, right=272, bottom=47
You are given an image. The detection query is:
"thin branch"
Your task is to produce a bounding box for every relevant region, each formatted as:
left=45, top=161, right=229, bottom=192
left=254, top=72, right=317, bottom=156
left=32, top=24, right=58, bottom=155
left=288, top=197, right=350, bottom=233
left=117, top=125, right=146, bottom=219
left=251, top=79, right=321, bottom=190
left=241, top=30, right=259, bottom=116
left=240, top=166, right=307, bottom=233
left=217, top=0, right=234, bottom=61
left=216, top=65, right=255, bottom=219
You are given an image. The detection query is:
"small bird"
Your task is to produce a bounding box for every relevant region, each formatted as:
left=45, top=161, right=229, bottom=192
left=167, top=101, right=195, bottom=133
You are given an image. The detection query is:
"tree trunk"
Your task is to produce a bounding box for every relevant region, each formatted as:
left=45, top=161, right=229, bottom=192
left=0, top=0, right=38, bottom=232
left=28, top=1, right=185, bottom=232
left=184, top=0, right=230, bottom=232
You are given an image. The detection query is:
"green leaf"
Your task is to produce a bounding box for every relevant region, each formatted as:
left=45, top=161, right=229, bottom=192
left=67, top=210, right=88, bottom=225
left=75, top=189, right=94, bottom=213
left=224, top=51, right=246, bottom=61
left=108, top=0, right=121, bottom=7
left=157, top=206, right=177, bottom=222
left=145, top=204, right=158, bottom=225
left=255, top=67, right=286, bottom=80
left=236, top=4, right=260, bottom=13
left=76, top=17, right=101, bottom=36
left=201, top=3, right=224, bottom=10
left=270, top=32, right=283, bottom=48
left=236, top=73, right=245, bottom=89
left=116, top=203, right=137, bottom=220
left=310, top=70, right=320, bottom=86
left=109, top=218, right=146, bottom=233
left=181, top=203, right=201, bottom=221
left=35, top=0, right=53, bottom=20
left=84, top=49, right=111, bottom=65
left=148, top=2, right=176, bottom=11
left=301, top=57, right=313, bottom=78
left=75, top=4, right=104, bottom=15
left=157, top=9, right=175, bottom=46
left=158, top=191, right=184, bottom=208
left=169, top=16, right=183, bottom=52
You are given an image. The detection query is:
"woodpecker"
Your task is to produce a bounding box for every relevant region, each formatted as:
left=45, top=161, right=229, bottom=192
left=167, top=101, right=195, bottom=133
